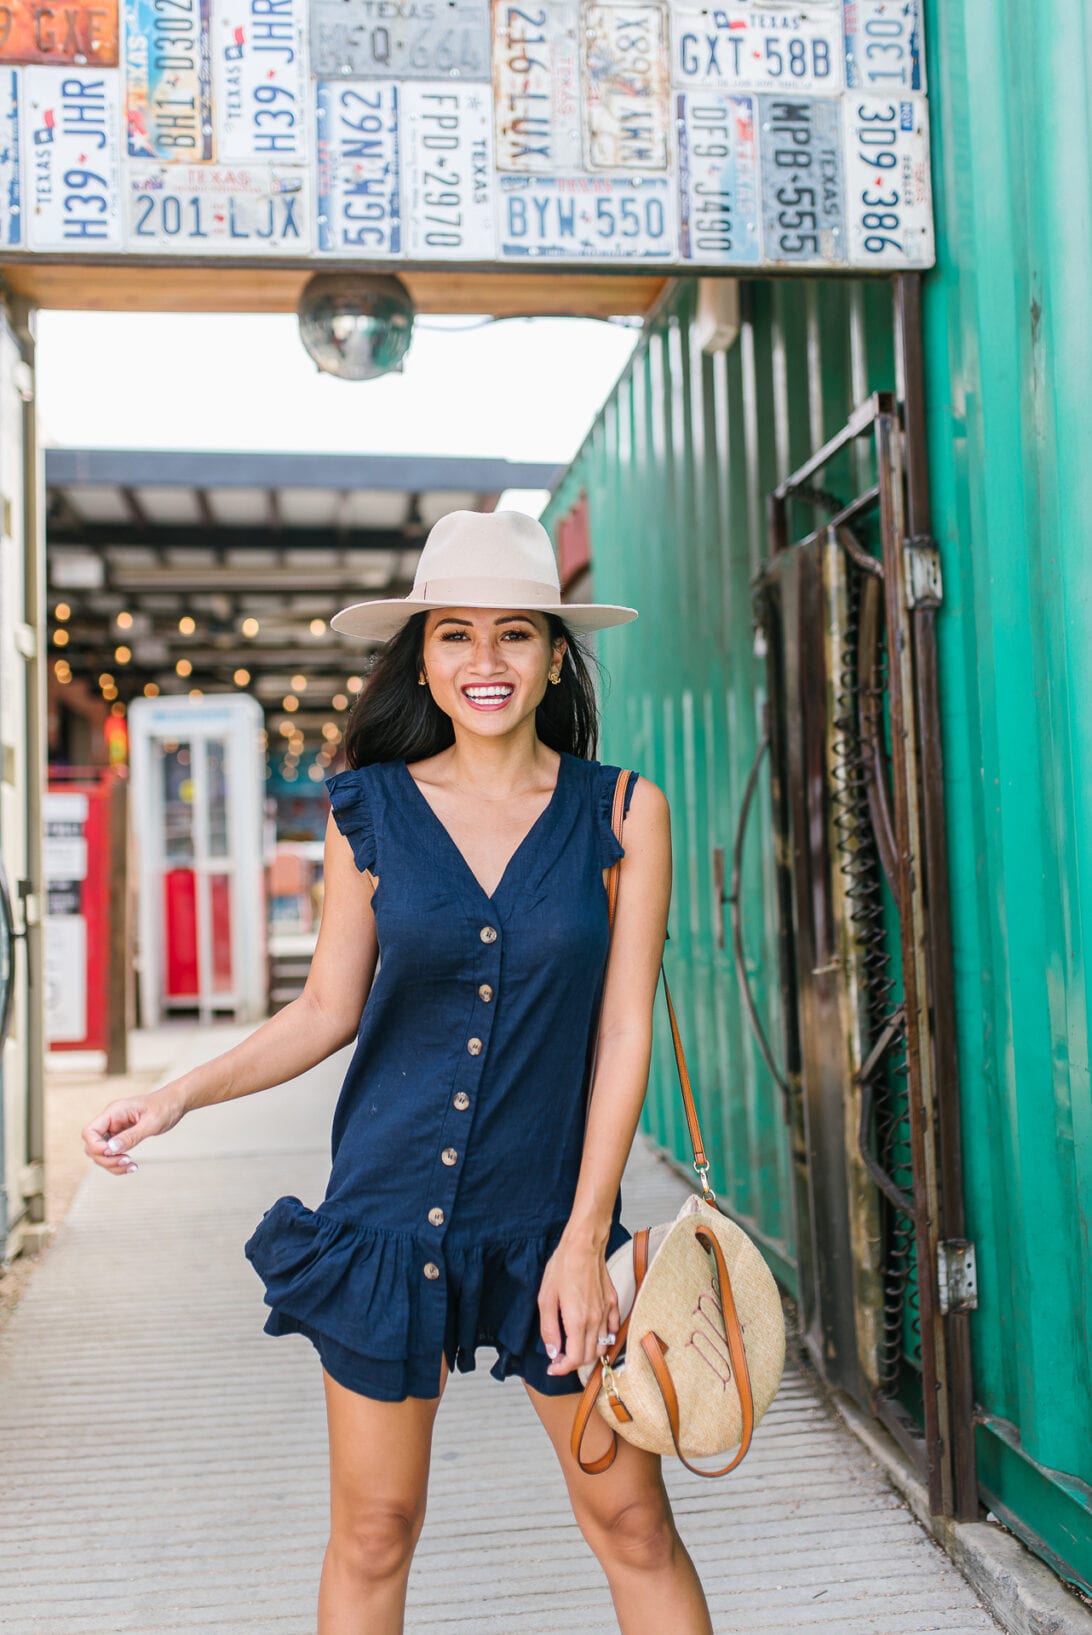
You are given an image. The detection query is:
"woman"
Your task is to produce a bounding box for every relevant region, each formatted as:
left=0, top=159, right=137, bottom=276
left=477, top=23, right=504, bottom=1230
left=82, top=510, right=714, bottom=1635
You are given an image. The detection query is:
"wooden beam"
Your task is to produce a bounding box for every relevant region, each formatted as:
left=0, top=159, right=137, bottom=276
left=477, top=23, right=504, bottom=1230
left=2, top=262, right=668, bottom=318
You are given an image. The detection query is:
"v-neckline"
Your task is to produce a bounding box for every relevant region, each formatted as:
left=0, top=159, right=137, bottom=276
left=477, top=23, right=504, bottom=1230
left=400, top=753, right=569, bottom=905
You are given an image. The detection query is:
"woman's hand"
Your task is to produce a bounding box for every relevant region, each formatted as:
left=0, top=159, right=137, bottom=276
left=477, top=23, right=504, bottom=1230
left=80, top=1083, right=188, bottom=1175
left=538, top=1231, right=621, bottom=1377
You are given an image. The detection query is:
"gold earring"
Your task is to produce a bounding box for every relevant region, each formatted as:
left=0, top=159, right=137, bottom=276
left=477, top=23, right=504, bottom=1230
left=548, top=667, right=561, bottom=685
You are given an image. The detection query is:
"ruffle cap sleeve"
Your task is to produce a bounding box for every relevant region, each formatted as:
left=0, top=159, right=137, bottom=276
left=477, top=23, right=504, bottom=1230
left=324, top=766, right=376, bottom=875
left=595, top=763, right=639, bottom=868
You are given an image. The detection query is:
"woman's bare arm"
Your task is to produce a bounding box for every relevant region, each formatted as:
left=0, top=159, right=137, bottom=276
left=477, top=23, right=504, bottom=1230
left=81, top=813, right=379, bottom=1171
left=538, top=775, right=672, bottom=1372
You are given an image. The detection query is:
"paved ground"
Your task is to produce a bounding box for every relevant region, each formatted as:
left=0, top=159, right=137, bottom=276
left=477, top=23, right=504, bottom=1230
left=0, top=1024, right=1004, bottom=1634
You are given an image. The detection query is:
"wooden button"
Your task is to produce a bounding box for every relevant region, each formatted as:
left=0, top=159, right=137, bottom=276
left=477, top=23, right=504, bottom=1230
left=441, top=1147, right=458, bottom=1166
left=427, top=1206, right=445, bottom=1227
left=479, top=926, right=497, bottom=943
left=478, top=983, right=493, bottom=1002
left=467, top=1037, right=483, bottom=1055
left=453, top=1091, right=470, bottom=1111
left=423, top=1262, right=440, bottom=1280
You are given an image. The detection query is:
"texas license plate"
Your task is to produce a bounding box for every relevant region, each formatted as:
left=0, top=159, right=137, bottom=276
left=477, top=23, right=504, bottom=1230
left=309, top=0, right=490, bottom=80
left=0, top=0, right=119, bottom=65
left=498, top=173, right=674, bottom=258
left=844, top=0, right=924, bottom=93
left=672, top=3, right=844, bottom=97
left=0, top=68, right=21, bottom=244
left=843, top=93, right=932, bottom=265
left=124, top=0, right=213, bottom=161
left=759, top=94, right=845, bottom=263
left=492, top=0, right=581, bottom=172
left=676, top=90, right=759, bottom=263
left=127, top=163, right=310, bottom=249
left=582, top=2, right=670, bottom=172
left=402, top=82, right=494, bottom=259
left=23, top=65, right=123, bottom=248
left=213, top=0, right=309, bottom=163
left=316, top=79, right=401, bottom=254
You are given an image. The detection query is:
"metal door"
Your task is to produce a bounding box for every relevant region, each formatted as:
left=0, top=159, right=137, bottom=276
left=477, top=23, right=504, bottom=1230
left=746, top=283, right=977, bottom=1520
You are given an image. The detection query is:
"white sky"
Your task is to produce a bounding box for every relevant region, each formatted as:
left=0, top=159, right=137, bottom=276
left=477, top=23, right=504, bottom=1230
left=34, top=310, right=640, bottom=469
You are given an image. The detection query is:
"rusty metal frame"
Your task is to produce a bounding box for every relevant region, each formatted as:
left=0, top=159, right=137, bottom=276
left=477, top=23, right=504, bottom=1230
left=762, top=275, right=977, bottom=1521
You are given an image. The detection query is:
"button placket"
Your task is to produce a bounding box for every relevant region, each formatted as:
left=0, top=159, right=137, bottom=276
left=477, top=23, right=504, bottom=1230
left=421, top=922, right=502, bottom=1250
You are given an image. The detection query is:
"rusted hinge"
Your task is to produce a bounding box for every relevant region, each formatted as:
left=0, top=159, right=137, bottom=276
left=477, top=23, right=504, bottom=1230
left=904, top=535, right=943, bottom=608
left=937, top=1239, right=978, bottom=1314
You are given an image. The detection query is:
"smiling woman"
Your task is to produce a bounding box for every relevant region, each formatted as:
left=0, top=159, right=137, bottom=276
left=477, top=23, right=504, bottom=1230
left=81, top=510, right=715, bottom=1635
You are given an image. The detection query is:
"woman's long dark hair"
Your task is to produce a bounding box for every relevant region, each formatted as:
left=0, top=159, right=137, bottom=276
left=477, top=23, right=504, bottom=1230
left=341, top=611, right=601, bottom=768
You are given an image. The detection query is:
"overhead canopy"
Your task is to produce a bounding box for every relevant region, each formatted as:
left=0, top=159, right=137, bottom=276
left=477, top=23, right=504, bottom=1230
left=46, top=445, right=561, bottom=726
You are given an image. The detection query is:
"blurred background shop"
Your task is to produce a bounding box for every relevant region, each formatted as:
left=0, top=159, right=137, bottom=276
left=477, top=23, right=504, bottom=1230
left=42, top=447, right=561, bottom=1035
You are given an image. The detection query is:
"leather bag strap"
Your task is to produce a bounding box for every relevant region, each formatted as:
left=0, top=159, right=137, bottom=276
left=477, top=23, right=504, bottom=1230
left=639, top=1224, right=755, bottom=1478
left=605, top=768, right=711, bottom=1184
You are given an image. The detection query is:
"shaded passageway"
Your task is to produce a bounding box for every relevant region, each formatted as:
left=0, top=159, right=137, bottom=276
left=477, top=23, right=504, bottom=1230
left=0, top=1027, right=1001, bottom=1634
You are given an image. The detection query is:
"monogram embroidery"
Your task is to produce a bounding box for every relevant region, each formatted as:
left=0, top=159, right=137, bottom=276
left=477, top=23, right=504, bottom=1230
left=685, top=1289, right=734, bottom=1389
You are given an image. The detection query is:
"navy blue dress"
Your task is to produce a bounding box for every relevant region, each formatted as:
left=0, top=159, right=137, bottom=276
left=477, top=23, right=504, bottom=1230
left=245, top=751, right=637, bottom=1402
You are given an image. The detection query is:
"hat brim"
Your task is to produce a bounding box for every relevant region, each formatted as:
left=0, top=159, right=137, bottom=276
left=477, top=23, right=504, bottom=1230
left=330, top=596, right=639, bottom=641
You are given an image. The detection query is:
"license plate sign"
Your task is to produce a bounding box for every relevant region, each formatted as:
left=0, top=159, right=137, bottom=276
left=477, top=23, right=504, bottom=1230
left=23, top=65, right=123, bottom=247
left=676, top=90, right=758, bottom=263
left=498, top=173, right=673, bottom=258
left=843, top=93, right=931, bottom=265
left=582, top=2, right=670, bottom=172
left=127, top=163, right=311, bottom=249
left=844, top=0, right=924, bottom=93
left=124, top=0, right=213, bottom=161
left=309, top=0, right=490, bottom=80
left=672, top=4, right=844, bottom=97
left=0, top=68, right=21, bottom=243
left=0, top=1, right=119, bottom=65
left=759, top=94, right=844, bottom=262
left=213, top=0, right=309, bottom=163
left=492, top=0, right=581, bottom=173
left=316, top=79, right=401, bottom=254
left=402, top=82, right=494, bottom=259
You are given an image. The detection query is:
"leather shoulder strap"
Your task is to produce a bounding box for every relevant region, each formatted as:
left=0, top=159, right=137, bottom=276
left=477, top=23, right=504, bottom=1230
left=605, top=768, right=711, bottom=1184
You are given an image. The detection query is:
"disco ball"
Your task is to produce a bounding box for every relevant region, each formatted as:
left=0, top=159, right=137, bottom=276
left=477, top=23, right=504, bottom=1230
left=297, top=273, right=415, bottom=381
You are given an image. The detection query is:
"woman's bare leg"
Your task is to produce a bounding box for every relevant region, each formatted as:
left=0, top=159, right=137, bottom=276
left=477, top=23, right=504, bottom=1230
left=524, top=1382, right=714, bottom=1635
left=318, top=1360, right=448, bottom=1635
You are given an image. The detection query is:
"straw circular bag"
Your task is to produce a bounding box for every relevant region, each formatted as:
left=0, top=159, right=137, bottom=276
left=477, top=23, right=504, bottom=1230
left=571, top=771, right=786, bottom=1477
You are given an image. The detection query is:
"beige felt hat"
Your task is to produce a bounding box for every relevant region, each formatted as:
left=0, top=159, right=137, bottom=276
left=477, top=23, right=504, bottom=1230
left=330, top=508, right=638, bottom=640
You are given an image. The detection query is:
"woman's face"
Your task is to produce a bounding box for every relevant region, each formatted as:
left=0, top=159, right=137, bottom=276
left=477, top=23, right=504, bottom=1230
left=420, top=608, right=566, bottom=739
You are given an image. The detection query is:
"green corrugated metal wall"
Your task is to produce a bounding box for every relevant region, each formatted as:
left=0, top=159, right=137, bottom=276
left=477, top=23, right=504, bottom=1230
left=545, top=0, right=1092, bottom=1589
left=921, top=0, right=1092, bottom=1590
left=544, top=276, right=897, bottom=1298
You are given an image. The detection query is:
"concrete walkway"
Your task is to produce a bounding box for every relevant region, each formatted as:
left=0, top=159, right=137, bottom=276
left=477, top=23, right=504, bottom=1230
left=0, top=1025, right=1003, bottom=1634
